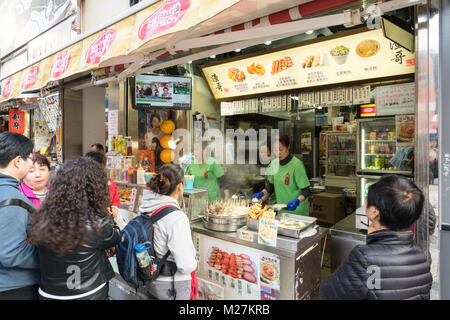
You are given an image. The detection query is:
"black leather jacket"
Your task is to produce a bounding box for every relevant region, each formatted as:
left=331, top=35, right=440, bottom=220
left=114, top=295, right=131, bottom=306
left=38, top=217, right=120, bottom=297
left=320, top=229, right=433, bottom=300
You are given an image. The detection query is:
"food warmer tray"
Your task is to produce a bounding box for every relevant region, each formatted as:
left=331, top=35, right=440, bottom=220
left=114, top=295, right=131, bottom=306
left=247, top=213, right=317, bottom=239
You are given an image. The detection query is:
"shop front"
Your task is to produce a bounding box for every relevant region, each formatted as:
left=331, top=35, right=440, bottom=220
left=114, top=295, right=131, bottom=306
left=0, top=0, right=441, bottom=300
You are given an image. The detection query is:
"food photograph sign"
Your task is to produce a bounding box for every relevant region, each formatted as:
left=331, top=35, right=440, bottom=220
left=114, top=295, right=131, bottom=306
left=200, top=28, right=415, bottom=101
left=194, top=233, right=281, bottom=300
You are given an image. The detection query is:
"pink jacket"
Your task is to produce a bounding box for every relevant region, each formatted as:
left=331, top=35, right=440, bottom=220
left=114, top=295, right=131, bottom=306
left=19, top=182, right=49, bottom=210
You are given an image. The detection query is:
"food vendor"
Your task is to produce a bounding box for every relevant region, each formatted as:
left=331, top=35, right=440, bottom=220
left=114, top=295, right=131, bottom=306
left=254, top=142, right=276, bottom=204
left=145, top=113, right=164, bottom=150
left=252, top=134, right=311, bottom=216
left=186, top=143, right=230, bottom=202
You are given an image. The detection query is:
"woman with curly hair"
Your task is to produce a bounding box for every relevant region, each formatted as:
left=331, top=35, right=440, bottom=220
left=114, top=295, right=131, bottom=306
left=29, top=157, right=120, bottom=300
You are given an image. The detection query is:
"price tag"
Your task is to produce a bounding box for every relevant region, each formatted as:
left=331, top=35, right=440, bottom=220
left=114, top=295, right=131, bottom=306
left=128, top=188, right=138, bottom=211
left=239, top=230, right=254, bottom=242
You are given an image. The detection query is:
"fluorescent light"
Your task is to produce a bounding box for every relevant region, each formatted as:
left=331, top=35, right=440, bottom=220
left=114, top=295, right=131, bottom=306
left=306, top=30, right=314, bottom=35
left=264, top=40, right=272, bottom=45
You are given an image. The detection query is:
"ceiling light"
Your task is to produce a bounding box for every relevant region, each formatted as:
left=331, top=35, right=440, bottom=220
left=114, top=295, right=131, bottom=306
left=234, top=48, right=241, bottom=53
left=210, top=55, right=216, bottom=59
left=306, top=30, right=314, bottom=35
left=187, top=61, right=192, bottom=64
left=264, top=40, right=272, bottom=46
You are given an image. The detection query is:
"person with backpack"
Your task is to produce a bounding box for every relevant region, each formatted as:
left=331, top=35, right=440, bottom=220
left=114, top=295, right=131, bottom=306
left=117, top=164, right=197, bottom=300
left=29, top=157, right=120, bottom=300
left=0, top=132, right=39, bottom=300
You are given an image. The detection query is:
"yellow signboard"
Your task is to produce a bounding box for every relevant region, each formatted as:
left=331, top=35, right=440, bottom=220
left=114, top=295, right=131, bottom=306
left=200, top=28, right=415, bottom=101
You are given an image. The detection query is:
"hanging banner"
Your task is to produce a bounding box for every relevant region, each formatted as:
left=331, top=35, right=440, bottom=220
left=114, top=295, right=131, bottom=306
left=9, top=109, right=26, bottom=134
left=200, top=28, right=415, bottom=101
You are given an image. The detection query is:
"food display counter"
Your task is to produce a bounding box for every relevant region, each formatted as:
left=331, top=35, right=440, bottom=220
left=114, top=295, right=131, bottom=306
left=191, top=220, right=327, bottom=300
left=329, top=213, right=367, bottom=273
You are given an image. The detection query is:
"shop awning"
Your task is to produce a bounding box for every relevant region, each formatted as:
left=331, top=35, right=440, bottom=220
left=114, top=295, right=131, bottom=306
left=0, top=0, right=244, bottom=102
left=0, top=0, right=422, bottom=103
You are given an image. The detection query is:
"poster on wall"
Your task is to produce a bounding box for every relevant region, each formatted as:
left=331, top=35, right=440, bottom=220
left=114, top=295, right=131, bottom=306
left=301, top=132, right=312, bottom=154
left=375, top=83, right=415, bottom=116
left=201, top=28, right=415, bottom=101
left=194, top=233, right=281, bottom=300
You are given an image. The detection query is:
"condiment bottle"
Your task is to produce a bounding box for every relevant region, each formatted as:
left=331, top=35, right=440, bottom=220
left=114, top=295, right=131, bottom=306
left=128, top=166, right=134, bottom=184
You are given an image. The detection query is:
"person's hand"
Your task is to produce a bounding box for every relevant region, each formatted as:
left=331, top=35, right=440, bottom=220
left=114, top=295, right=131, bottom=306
left=252, top=191, right=264, bottom=200
left=108, top=206, right=119, bottom=219
left=286, top=199, right=300, bottom=211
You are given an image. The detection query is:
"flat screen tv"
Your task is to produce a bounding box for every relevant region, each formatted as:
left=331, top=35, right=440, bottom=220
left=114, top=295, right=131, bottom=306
left=134, top=74, right=192, bottom=109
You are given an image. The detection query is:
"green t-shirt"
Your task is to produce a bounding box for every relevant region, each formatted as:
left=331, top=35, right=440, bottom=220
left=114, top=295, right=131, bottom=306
left=267, top=156, right=310, bottom=216
left=186, top=157, right=225, bottom=202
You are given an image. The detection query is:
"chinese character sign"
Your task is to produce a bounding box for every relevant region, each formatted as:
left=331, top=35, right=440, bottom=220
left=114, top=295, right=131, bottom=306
left=9, top=109, right=26, bottom=134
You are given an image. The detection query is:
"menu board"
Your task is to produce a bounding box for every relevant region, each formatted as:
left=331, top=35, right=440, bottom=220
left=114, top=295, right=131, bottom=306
left=201, top=28, right=415, bottom=101
left=375, top=82, right=415, bottom=116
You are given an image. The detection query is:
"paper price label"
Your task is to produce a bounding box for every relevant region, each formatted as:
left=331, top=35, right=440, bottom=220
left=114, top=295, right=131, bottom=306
left=239, top=230, right=254, bottom=242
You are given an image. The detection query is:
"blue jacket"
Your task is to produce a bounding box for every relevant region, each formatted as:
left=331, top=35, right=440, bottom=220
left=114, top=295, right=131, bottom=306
left=0, top=173, right=40, bottom=292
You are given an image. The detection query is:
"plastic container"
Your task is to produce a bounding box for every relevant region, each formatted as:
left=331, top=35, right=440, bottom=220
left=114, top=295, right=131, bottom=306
left=184, top=175, right=195, bottom=190
left=134, top=243, right=153, bottom=278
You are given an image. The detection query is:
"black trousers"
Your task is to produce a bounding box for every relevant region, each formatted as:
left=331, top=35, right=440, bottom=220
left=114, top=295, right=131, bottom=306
left=39, top=283, right=109, bottom=300
left=0, top=284, right=39, bottom=300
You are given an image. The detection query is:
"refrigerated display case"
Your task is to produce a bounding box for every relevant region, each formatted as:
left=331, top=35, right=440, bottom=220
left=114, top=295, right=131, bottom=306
left=325, top=132, right=357, bottom=190
left=357, top=175, right=380, bottom=208
left=357, top=117, right=413, bottom=176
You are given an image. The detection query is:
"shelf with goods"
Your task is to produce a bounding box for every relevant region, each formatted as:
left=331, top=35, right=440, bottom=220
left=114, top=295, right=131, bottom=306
left=324, top=132, right=357, bottom=190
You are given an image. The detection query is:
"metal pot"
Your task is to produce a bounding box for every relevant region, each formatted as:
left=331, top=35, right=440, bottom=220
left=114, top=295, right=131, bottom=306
left=203, top=212, right=247, bottom=232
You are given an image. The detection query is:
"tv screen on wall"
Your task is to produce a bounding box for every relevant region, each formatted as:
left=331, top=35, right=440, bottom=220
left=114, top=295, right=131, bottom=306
left=134, top=74, right=192, bottom=110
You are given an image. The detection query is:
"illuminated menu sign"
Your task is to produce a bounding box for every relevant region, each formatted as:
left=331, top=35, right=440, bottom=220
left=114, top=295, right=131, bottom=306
left=200, top=28, right=415, bottom=101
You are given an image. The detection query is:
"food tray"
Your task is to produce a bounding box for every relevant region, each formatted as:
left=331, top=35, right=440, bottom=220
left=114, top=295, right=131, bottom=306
left=246, top=213, right=316, bottom=238
left=276, top=213, right=317, bottom=238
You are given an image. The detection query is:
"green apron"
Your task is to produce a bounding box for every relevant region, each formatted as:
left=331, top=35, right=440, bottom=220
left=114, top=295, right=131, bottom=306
left=186, top=157, right=224, bottom=202
left=267, top=156, right=310, bottom=216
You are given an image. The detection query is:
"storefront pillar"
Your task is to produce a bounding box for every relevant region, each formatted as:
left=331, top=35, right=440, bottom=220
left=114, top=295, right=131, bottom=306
left=439, top=0, right=450, bottom=300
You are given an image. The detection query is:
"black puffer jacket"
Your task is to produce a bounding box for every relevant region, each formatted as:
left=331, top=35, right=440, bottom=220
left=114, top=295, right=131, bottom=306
left=320, top=230, right=432, bottom=300
left=37, top=217, right=120, bottom=298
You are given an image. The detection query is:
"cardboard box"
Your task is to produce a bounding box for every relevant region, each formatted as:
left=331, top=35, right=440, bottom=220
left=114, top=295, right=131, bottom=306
left=311, top=192, right=346, bottom=225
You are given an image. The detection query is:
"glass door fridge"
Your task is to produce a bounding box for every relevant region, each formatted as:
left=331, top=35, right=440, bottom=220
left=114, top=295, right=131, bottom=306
left=356, top=116, right=414, bottom=207
left=357, top=175, right=381, bottom=208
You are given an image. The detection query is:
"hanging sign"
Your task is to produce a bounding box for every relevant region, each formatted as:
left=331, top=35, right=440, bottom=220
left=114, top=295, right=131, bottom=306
left=9, top=109, right=26, bottom=134
left=200, top=28, right=415, bottom=101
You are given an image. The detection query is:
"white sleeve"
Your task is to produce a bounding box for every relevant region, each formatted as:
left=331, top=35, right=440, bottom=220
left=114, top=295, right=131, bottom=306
left=166, top=214, right=197, bottom=275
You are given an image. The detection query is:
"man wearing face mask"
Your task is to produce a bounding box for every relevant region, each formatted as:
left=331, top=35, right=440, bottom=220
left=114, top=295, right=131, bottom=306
left=251, top=134, right=311, bottom=216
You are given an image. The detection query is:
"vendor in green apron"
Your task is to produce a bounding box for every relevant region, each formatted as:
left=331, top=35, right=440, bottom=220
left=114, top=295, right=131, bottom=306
left=186, top=145, right=230, bottom=202
left=251, top=134, right=311, bottom=216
